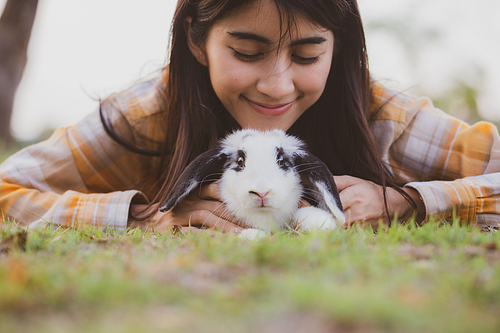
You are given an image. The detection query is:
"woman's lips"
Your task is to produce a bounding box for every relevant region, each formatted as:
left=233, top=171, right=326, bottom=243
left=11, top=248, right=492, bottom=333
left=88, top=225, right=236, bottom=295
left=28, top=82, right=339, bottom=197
left=244, top=97, right=294, bottom=117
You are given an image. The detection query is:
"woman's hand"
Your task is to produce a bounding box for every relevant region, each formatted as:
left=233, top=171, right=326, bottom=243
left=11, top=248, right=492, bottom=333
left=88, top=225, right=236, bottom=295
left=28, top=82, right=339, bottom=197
left=334, top=175, right=425, bottom=228
left=129, top=182, right=246, bottom=235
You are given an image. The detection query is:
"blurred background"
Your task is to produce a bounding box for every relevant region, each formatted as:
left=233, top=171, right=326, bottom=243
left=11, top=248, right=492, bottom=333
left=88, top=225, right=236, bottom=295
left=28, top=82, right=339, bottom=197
left=1, top=0, right=499, bottom=144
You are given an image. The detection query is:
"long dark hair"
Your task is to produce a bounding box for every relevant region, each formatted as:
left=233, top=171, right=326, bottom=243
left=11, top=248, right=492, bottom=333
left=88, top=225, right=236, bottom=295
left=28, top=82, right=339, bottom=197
left=105, top=0, right=414, bottom=220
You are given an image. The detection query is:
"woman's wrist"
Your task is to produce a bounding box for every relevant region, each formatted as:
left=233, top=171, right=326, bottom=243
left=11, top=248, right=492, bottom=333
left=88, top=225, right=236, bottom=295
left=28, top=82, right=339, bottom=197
left=402, top=187, right=426, bottom=223
left=128, top=203, right=154, bottom=228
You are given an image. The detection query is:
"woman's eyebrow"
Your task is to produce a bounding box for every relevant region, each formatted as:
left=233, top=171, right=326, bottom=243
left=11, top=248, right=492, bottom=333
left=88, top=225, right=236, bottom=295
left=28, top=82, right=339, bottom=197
left=228, top=32, right=272, bottom=44
left=290, top=36, right=327, bottom=47
left=227, top=32, right=327, bottom=47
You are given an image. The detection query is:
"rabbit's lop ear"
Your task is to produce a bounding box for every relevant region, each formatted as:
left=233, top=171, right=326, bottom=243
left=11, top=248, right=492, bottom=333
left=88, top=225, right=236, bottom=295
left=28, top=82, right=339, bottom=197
left=295, top=152, right=345, bottom=223
left=159, top=148, right=228, bottom=212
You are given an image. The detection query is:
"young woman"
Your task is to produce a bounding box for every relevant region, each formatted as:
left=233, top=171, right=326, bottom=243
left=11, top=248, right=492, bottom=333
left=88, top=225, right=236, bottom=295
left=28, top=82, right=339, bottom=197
left=1, top=0, right=499, bottom=233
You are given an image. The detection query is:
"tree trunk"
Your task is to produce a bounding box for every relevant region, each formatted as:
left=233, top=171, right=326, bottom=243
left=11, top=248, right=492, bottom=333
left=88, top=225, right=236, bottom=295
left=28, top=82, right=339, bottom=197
left=0, top=0, right=39, bottom=145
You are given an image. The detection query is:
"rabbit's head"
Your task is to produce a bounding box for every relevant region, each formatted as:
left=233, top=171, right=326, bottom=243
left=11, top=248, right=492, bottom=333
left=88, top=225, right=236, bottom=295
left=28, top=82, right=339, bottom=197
left=217, top=129, right=305, bottom=230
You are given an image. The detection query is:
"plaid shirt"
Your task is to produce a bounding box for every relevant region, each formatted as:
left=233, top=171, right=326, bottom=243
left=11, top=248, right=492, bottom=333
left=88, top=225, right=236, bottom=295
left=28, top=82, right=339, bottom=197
left=1, top=73, right=499, bottom=230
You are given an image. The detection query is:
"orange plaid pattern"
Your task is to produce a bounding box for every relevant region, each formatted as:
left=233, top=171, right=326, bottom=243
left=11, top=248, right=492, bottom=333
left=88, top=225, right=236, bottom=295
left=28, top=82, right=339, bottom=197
left=370, top=82, right=500, bottom=227
left=1, top=75, right=499, bottom=229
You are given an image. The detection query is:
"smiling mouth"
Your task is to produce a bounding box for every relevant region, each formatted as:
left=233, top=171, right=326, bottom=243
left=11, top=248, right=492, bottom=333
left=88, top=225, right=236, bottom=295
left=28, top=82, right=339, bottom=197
left=244, top=97, right=294, bottom=117
left=253, top=100, right=293, bottom=109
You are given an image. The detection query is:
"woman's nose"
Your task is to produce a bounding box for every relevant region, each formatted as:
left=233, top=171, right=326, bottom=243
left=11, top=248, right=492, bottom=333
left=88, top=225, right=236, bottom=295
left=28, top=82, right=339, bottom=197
left=255, top=58, right=294, bottom=99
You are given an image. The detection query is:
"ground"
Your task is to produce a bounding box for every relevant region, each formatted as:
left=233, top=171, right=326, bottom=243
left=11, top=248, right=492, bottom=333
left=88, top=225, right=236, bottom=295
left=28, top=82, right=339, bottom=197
left=1, top=221, right=499, bottom=333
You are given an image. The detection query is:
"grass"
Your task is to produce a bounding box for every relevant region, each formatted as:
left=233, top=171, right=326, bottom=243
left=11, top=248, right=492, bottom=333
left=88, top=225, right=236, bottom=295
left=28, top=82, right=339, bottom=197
left=1, top=220, right=499, bottom=333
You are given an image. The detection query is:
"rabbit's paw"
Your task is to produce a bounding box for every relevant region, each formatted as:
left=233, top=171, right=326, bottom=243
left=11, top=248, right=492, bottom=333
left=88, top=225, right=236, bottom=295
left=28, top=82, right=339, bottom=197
left=295, top=206, right=338, bottom=232
left=238, top=228, right=267, bottom=241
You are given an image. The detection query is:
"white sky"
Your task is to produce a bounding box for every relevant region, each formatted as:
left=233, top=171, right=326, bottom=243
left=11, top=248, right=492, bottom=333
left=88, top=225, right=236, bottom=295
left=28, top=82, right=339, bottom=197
left=1, top=0, right=500, bottom=141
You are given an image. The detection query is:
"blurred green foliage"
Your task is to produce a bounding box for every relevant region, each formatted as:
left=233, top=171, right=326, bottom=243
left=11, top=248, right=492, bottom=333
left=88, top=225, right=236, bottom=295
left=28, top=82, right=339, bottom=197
left=364, top=1, right=500, bottom=129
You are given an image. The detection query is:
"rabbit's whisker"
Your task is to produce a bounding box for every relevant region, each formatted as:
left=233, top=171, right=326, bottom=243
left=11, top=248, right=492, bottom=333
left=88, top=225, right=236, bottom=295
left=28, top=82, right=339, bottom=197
left=203, top=201, right=227, bottom=228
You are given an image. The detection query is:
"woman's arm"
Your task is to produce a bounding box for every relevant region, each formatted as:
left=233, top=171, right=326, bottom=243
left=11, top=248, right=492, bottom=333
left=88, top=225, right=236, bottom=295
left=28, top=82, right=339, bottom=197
left=344, top=82, right=500, bottom=228
left=400, top=119, right=500, bottom=227
left=0, top=111, right=151, bottom=230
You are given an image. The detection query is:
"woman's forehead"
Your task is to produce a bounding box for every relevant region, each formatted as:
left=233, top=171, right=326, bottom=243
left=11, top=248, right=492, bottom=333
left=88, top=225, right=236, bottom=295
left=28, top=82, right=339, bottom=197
left=212, top=0, right=331, bottom=44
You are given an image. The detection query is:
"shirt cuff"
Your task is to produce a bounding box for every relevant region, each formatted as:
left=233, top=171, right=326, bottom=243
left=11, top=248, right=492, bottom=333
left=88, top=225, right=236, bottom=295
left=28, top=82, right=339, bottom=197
left=28, top=190, right=147, bottom=231
left=405, top=179, right=477, bottom=224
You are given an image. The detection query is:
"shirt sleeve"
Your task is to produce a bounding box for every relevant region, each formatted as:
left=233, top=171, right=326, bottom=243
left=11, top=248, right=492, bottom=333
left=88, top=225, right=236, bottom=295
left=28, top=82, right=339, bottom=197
left=0, top=110, right=153, bottom=230
left=370, top=82, right=500, bottom=227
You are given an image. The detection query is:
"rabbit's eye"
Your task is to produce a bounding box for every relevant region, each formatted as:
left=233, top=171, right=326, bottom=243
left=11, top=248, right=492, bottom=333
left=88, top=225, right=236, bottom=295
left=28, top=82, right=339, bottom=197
left=277, top=155, right=285, bottom=166
left=234, top=150, right=246, bottom=171
left=276, top=149, right=291, bottom=170
left=237, top=156, right=245, bottom=168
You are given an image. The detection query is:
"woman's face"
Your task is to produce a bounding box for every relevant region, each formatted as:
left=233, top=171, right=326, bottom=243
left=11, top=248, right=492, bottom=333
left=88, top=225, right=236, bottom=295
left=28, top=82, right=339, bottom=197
left=194, top=0, right=334, bottom=131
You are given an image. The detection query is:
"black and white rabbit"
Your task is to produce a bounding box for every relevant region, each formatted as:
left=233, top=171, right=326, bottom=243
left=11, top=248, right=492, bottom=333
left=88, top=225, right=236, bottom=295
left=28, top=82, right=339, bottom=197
left=159, top=129, right=345, bottom=240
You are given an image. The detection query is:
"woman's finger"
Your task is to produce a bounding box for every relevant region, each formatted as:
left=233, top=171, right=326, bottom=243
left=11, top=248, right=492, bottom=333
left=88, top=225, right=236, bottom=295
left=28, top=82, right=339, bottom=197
left=191, top=199, right=242, bottom=224
left=196, top=182, right=222, bottom=201
left=334, top=175, right=358, bottom=191
left=180, top=226, right=208, bottom=234
left=342, top=218, right=382, bottom=230
left=299, top=198, right=312, bottom=208
left=337, top=185, right=359, bottom=212
left=189, top=209, right=245, bottom=233
left=342, top=207, right=360, bottom=227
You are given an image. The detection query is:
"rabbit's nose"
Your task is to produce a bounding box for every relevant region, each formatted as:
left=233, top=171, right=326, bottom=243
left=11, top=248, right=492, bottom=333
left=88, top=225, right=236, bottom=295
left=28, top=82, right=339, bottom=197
left=249, top=190, right=270, bottom=206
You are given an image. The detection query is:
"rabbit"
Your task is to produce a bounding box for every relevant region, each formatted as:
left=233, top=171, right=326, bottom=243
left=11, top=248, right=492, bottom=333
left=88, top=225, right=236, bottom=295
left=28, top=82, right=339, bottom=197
left=159, top=129, right=345, bottom=240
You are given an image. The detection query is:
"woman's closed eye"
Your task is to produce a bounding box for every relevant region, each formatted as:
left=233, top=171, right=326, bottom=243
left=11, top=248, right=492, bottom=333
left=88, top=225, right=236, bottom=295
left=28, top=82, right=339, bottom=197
left=231, top=49, right=263, bottom=62
left=231, top=48, right=320, bottom=65
left=292, top=54, right=320, bottom=65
